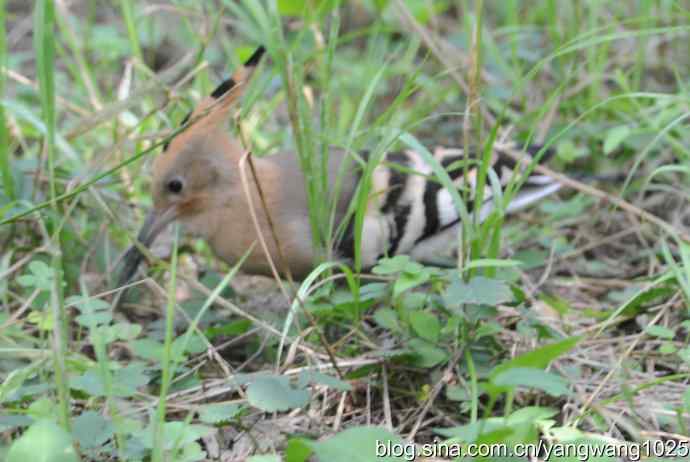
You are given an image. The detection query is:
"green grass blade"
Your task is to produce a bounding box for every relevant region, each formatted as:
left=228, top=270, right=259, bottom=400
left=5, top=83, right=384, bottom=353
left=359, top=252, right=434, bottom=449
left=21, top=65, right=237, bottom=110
left=152, top=225, right=179, bottom=462
left=34, top=0, right=71, bottom=432
left=0, top=0, right=13, bottom=201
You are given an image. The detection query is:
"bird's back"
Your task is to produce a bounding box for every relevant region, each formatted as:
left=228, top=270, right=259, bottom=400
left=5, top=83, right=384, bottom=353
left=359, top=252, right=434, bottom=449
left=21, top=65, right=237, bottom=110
left=261, top=141, right=558, bottom=273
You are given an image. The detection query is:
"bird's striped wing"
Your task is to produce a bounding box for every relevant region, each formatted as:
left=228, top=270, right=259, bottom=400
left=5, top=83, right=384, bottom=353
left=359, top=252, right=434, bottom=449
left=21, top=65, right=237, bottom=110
left=339, top=142, right=560, bottom=267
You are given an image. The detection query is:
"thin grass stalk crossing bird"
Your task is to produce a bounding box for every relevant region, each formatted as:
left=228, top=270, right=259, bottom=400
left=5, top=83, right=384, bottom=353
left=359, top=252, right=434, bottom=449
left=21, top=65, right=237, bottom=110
left=118, top=46, right=561, bottom=286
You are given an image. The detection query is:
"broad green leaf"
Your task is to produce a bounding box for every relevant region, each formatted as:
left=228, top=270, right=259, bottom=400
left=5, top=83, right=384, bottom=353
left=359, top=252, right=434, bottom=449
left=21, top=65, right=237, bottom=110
left=446, top=385, right=469, bottom=402
left=645, top=325, right=675, bottom=339
left=659, top=342, right=677, bottom=354
left=277, top=0, right=337, bottom=17
left=285, top=438, right=313, bottom=462
left=0, top=363, right=41, bottom=404
left=205, top=319, right=252, bottom=339
left=298, top=371, right=352, bottom=391
left=492, top=367, right=571, bottom=396
left=373, top=308, right=400, bottom=331
left=434, top=419, right=508, bottom=442
left=677, top=347, right=690, bottom=363
left=435, top=407, right=555, bottom=443
left=17, top=261, right=55, bottom=291
left=141, top=422, right=214, bottom=450
left=408, top=338, right=448, bottom=368
left=130, top=338, right=193, bottom=362
left=299, top=426, right=405, bottom=462
left=27, top=310, right=53, bottom=330
left=72, top=411, right=113, bottom=450
left=603, top=125, right=630, bottom=154
left=0, top=415, right=33, bottom=432
left=27, top=397, right=56, bottom=420
left=247, top=376, right=309, bottom=412
left=7, top=420, right=78, bottom=462
left=556, top=139, right=587, bottom=162
left=393, top=270, right=429, bottom=298
left=490, top=337, right=581, bottom=381
left=372, top=255, right=413, bottom=275
left=198, top=403, right=242, bottom=424
left=539, top=195, right=593, bottom=220
left=444, top=275, right=513, bottom=309
left=65, top=296, right=110, bottom=313
left=409, top=311, right=440, bottom=342
left=248, top=456, right=281, bottom=462
left=71, top=364, right=149, bottom=397
left=77, top=311, right=112, bottom=327
left=507, top=406, right=558, bottom=424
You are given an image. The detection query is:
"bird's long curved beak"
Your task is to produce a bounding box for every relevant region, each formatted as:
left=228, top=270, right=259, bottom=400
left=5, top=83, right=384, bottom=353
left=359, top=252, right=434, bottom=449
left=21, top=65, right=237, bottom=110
left=117, top=206, right=177, bottom=287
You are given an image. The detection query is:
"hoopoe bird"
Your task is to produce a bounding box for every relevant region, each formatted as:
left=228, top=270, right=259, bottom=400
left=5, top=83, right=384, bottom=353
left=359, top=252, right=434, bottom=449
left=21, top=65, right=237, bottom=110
left=118, top=46, right=560, bottom=285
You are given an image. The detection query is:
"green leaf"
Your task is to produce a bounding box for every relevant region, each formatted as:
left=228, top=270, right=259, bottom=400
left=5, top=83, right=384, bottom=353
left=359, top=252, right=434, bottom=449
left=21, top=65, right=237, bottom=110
left=373, top=308, right=400, bottom=332
left=141, top=422, right=214, bottom=450
left=66, top=296, right=110, bottom=313
left=247, top=376, right=309, bottom=412
left=446, top=385, right=469, bottom=402
left=677, top=347, right=690, bottom=363
left=27, top=310, right=53, bottom=330
left=299, top=426, right=405, bottom=462
left=277, top=0, right=337, bottom=17
left=490, top=336, right=581, bottom=381
left=17, top=261, right=55, bottom=291
left=603, top=125, right=630, bottom=154
left=492, top=367, right=571, bottom=397
left=372, top=255, right=413, bottom=275
left=286, top=438, right=313, bottom=462
left=393, top=270, right=429, bottom=298
left=27, top=397, right=56, bottom=420
left=77, top=311, right=112, bottom=327
left=409, top=311, right=440, bottom=342
left=69, top=296, right=113, bottom=327
left=462, top=258, right=523, bottom=271
left=7, top=420, right=78, bottom=462
left=408, top=338, right=448, bottom=368
left=298, top=371, right=352, bottom=391
left=556, top=139, right=587, bottom=162
left=72, top=411, right=113, bottom=450
left=71, top=364, right=149, bottom=397
left=0, top=415, right=32, bottom=432
left=405, top=0, right=450, bottom=24
left=507, top=406, right=558, bottom=423
left=659, top=342, right=677, bottom=354
left=433, top=419, right=506, bottom=442
left=443, top=275, right=513, bottom=309
left=0, top=363, right=40, bottom=404
left=541, top=294, right=571, bottom=316
left=645, top=325, right=675, bottom=339
left=205, top=319, right=252, bottom=339
left=248, top=456, right=281, bottom=462
left=198, top=403, right=242, bottom=424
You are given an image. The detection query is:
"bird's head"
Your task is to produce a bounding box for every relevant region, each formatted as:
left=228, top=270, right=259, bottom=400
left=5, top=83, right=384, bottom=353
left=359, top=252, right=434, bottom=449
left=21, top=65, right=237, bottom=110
left=118, top=46, right=266, bottom=287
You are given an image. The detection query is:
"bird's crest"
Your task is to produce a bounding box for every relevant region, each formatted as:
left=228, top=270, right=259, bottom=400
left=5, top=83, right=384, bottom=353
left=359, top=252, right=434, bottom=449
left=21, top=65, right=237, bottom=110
left=162, top=45, right=266, bottom=153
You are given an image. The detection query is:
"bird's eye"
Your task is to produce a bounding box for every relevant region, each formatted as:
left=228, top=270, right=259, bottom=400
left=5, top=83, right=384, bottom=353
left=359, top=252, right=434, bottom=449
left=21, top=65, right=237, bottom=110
left=167, top=178, right=184, bottom=194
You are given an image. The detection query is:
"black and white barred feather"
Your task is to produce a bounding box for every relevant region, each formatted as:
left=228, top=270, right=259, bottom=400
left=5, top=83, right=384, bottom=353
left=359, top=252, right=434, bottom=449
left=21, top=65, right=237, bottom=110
left=338, top=142, right=560, bottom=267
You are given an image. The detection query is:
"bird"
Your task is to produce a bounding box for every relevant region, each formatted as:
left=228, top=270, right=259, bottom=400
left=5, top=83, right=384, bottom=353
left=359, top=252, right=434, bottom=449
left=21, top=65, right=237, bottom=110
left=118, top=46, right=561, bottom=286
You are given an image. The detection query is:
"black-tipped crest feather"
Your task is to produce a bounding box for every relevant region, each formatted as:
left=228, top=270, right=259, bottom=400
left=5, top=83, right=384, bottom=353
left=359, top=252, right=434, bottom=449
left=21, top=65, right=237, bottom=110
left=244, top=45, right=266, bottom=66
left=210, top=46, right=265, bottom=99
